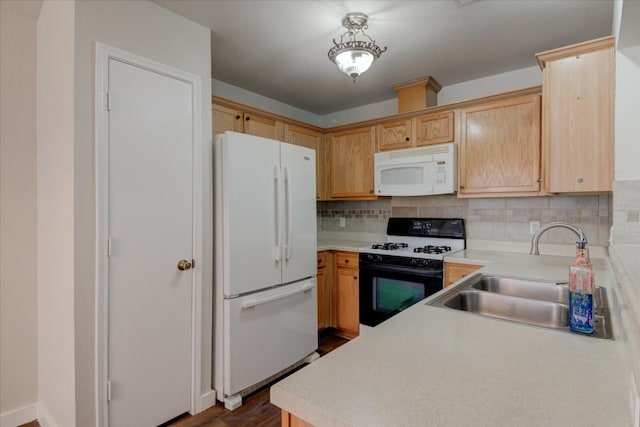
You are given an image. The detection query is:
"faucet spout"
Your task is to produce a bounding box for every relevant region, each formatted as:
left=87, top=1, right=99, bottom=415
left=529, top=222, right=588, bottom=255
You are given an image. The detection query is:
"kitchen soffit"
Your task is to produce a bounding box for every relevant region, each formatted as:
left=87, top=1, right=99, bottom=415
left=153, top=0, right=614, bottom=115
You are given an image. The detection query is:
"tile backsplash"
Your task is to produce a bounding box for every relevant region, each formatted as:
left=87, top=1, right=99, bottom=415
left=318, top=194, right=612, bottom=245
left=612, top=179, right=640, bottom=244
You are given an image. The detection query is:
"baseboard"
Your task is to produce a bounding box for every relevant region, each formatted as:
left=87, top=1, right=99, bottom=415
left=200, top=390, right=217, bottom=412
left=35, top=403, right=59, bottom=427
left=0, top=404, right=37, bottom=427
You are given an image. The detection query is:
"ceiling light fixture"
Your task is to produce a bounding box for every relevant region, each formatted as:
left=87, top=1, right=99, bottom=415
left=328, top=12, right=387, bottom=82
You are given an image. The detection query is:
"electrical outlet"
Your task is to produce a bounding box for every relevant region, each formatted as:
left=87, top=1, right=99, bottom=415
left=339, top=217, right=346, bottom=227
left=529, top=221, right=540, bottom=235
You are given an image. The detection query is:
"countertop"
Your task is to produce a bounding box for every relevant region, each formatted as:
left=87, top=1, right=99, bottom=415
left=271, top=249, right=631, bottom=427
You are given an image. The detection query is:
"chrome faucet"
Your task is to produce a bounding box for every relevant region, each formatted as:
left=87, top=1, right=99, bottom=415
left=529, top=222, right=588, bottom=255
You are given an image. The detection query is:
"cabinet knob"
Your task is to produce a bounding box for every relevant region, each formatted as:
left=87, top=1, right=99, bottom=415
left=459, top=185, right=465, bottom=189
left=235, top=114, right=241, bottom=120
left=577, top=177, right=584, bottom=183
left=344, top=259, right=349, bottom=264
left=405, top=137, right=410, bottom=141
left=245, top=116, right=251, bottom=121
left=353, top=276, right=357, bottom=280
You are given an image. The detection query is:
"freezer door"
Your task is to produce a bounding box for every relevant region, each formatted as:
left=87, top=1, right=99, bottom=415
left=280, top=143, right=317, bottom=284
left=223, top=278, right=318, bottom=396
left=218, top=132, right=283, bottom=296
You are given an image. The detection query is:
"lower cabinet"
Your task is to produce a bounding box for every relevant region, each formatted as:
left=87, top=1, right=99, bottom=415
left=316, top=250, right=360, bottom=339
left=281, top=410, right=314, bottom=427
left=334, top=251, right=359, bottom=339
left=444, top=262, right=483, bottom=287
left=316, top=252, right=329, bottom=330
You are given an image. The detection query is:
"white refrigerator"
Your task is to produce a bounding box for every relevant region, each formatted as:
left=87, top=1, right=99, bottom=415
left=214, top=131, right=318, bottom=410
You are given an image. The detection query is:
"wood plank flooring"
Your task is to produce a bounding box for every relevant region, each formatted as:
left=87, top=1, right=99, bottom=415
left=169, top=331, right=349, bottom=427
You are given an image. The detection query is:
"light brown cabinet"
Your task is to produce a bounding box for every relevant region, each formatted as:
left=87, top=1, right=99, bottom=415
left=444, top=262, right=483, bottom=287
left=377, top=119, right=413, bottom=151
left=316, top=252, right=330, bottom=330
left=377, top=111, right=456, bottom=152
left=334, top=251, right=359, bottom=339
left=458, top=93, right=541, bottom=197
left=213, top=103, right=284, bottom=140
left=284, top=124, right=325, bottom=200
left=536, top=36, right=614, bottom=193
left=326, top=126, right=376, bottom=199
left=281, top=410, right=314, bottom=427
left=413, top=110, right=456, bottom=147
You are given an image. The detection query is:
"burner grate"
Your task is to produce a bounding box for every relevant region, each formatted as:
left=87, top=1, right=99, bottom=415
left=413, top=245, right=452, bottom=254
left=371, top=242, right=409, bottom=251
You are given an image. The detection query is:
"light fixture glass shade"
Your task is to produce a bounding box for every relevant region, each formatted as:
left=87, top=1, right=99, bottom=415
left=335, top=49, right=375, bottom=79
left=328, top=12, right=386, bottom=82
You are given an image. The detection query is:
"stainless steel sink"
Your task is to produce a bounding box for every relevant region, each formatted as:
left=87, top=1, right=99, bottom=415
left=428, top=273, right=613, bottom=339
left=470, top=275, right=569, bottom=304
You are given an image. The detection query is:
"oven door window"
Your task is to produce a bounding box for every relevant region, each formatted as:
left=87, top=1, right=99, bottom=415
left=374, top=278, right=425, bottom=314
left=359, top=263, right=443, bottom=327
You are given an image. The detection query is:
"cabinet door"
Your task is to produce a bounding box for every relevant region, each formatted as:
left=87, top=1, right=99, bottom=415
left=444, top=262, right=482, bottom=287
left=327, top=126, right=376, bottom=198
left=243, top=112, right=284, bottom=141
left=316, top=252, right=328, bottom=330
left=377, top=120, right=412, bottom=151
left=414, top=111, right=455, bottom=146
left=285, top=124, right=325, bottom=200
left=459, top=95, right=541, bottom=196
left=336, top=265, right=359, bottom=337
left=544, top=47, right=613, bottom=193
left=213, top=104, right=243, bottom=135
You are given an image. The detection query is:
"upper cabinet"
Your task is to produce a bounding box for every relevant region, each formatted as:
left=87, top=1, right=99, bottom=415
left=284, top=124, right=325, bottom=200
left=377, top=111, right=457, bottom=152
left=212, top=101, right=284, bottom=140
left=413, top=110, right=456, bottom=147
left=536, top=36, right=614, bottom=193
left=458, top=93, right=541, bottom=197
left=326, top=126, right=377, bottom=199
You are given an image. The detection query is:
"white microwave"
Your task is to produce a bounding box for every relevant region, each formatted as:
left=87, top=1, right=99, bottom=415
left=374, top=143, right=457, bottom=196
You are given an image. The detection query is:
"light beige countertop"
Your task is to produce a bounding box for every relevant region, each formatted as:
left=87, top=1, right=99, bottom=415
left=271, top=250, right=632, bottom=427
left=317, top=239, right=372, bottom=252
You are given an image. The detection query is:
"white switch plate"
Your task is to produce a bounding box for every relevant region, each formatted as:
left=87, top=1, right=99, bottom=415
left=339, top=217, right=346, bottom=227
left=529, top=221, right=540, bottom=235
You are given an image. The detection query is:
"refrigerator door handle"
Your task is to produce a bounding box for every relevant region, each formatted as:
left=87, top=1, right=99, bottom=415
left=241, top=282, right=314, bottom=309
left=273, top=165, right=281, bottom=262
left=284, top=165, right=293, bottom=261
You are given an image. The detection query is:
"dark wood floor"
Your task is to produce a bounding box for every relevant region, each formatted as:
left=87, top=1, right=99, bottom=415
left=168, top=330, right=349, bottom=427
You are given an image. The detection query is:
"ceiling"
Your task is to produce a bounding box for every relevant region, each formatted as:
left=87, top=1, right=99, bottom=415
left=153, top=0, right=614, bottom=115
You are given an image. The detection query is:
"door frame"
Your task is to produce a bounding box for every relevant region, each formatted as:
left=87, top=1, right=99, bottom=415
left=94, top=43, right=203, bottom=427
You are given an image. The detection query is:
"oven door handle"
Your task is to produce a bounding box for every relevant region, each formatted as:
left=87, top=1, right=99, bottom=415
left=359, top=263, right=443, bottom=278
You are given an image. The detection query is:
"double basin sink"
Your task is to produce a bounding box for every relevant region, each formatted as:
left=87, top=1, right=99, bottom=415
left=428, top=274, right=613, bottom=339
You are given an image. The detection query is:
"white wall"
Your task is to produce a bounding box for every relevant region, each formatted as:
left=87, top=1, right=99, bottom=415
left=319, top=99, right=397, bottom=128
left=72, top=1, right=213, bottom=424
left=0, top=2, right=39, bottom=423
left=37, top=1, right=77, bottom=426
left=615, top=47, right=640, bottom=181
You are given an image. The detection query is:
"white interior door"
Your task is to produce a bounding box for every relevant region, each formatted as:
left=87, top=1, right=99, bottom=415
left=107, top=58, right=193, bottom=426
left=281, top=143, right=317, bottom=284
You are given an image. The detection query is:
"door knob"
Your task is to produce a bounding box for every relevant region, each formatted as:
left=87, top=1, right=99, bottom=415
left=177, top=259, right=193, bottom=271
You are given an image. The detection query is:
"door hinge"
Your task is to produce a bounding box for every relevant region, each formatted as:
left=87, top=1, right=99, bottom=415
left=107, top=380, right=112, bottom=401
left=107, top=236, right=112, bottom=257
left=106, top=92, right=112, bottom=111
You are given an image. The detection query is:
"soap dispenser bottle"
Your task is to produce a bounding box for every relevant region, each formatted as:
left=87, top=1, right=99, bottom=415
left=569, top=241, right=594, bottom=334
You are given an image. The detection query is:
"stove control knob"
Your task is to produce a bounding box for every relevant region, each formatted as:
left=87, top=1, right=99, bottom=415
left=374, top=255, right=383, bottom=262
left=411, top=259, right=418, bottom=266
left=367, top=254, right=374, bottom=261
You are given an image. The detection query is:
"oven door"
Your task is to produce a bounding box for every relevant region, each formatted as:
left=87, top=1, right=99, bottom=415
left=359, top=262, right=443, bottom=327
